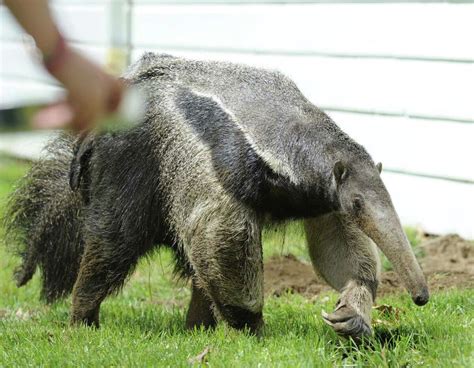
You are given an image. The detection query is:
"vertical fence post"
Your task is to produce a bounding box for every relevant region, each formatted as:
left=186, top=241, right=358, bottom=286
left=106, top=0, right=131, bottom=76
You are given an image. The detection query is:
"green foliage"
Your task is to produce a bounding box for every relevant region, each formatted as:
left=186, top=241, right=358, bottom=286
left=1, top=157, right=473, bottom=367
left=262, top=221, right=308, bottom=261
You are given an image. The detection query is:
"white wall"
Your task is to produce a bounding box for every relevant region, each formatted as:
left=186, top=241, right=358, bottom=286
left=0, top=0, right=473, bottom=238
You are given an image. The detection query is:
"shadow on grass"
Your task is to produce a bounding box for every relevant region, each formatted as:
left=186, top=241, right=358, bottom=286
left=25, top=299, right=436, bottom=352
left=102, top=304, right=324, bottom=341
left=373, top=326, right=415, bottom=349
left=103, top=305, right=188, bottom=336
left=336, top=324, right=430, bottom=359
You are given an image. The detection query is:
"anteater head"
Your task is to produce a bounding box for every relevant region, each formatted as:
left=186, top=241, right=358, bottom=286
left=331, top=156, right=429, bottom=306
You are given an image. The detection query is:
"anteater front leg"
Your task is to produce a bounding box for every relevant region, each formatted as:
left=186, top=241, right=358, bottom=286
left=305, top=213, right=381, bottom=340
left=187, top=206, right=264, bottom=334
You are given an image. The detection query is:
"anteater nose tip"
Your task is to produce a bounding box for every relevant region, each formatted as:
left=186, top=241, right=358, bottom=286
left=413, top=289, right=430, bottom=306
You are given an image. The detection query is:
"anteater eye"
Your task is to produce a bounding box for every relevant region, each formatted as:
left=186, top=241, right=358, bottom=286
left=353, top=197, right=363, bottom=211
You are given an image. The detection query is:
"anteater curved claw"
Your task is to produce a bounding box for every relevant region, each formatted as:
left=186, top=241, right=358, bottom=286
left=322, top=305, right=372, bottom=340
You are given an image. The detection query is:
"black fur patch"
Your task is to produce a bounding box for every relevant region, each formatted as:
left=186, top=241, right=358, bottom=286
left=217, top=304, right=263, bottom=332
left=135, top=68, right=166, bottom=83
left=70, top=132, right=95, bottom=204
left=175, top=88, right=337, bottom=219
left=176, top=88, right=266, bottom=205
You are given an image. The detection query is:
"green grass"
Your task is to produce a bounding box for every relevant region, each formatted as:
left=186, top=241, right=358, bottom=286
left=0, top=157, right=473, bottom=367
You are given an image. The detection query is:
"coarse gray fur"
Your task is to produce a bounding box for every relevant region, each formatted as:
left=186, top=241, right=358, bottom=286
left=4, top=53, right=429, bottom=338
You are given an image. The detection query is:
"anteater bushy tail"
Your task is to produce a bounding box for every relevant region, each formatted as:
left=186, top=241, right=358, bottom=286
left=3, top=133, right=85, bottom=303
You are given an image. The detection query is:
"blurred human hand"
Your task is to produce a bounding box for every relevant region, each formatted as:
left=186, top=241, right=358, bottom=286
left=33, top=49, right=125, bottom=132
left=4, top=0, right=125, bottom=132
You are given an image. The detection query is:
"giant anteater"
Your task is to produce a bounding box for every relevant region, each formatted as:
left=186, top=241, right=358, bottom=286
left=5, top=53, right=428, bottom=338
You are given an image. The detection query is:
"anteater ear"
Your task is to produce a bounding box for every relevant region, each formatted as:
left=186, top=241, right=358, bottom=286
left=376, top=162, right=383, bottom=174
left=333, top=161, right=347, bottom=184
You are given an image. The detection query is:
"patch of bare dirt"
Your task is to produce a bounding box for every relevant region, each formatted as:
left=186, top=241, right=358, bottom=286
left=264, top=254, right=331, bottom=297
left=264, top=234, right=474, bottom=298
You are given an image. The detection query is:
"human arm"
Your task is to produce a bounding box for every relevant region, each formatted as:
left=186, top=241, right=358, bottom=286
left=4, top=0, right=124, bottom=131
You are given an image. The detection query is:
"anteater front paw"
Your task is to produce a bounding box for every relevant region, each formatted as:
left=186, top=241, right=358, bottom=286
left=322, top=304, right=371, bottom=340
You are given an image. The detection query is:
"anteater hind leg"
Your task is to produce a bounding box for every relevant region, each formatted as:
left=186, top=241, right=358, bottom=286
left=70, top=239, right=139, bottom=328
left=187, top=205, right=264, bottom=334
left=305, top=212, right=381, bottom=340
left=185, top=279, right=216, bottom=330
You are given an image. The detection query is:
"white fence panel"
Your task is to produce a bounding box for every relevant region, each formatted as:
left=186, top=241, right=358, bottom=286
left=0, top=131, right=57, bottom=160
left=1, top=1, right=473, bottom=237
left=383, top=172, right=474, bottom=239
left=331, top=112, right=474, bottom=182
left=132, top=48, right=474, bottom=122
left=132, top=4, right=474, bottom=61
left=0, top=79, right=62, bottom=107
left=0, top=4, right=110, bottom=45
left=0, top=42, right=109, bottom=85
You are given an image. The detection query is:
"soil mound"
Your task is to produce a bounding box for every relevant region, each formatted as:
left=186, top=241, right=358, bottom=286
left=263, top=254, right=330, bottom=297
left=264, top=234, right=474, bottom=298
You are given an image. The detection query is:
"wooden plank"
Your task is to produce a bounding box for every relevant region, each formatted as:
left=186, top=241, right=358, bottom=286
left=0, top=4, right=109, bottom=45
left=0, top=42, right=108, bottom=84
left=132, top=3, right=474, bottom=61
left=46, top=0, right=474, bottom=3
left=2, top=2, right=473, bottom=59
left=131, top=48, right=474, bottom=122
left=382, top=172, right=474, bottom=239
left=0, top=42, right=56, bottom=85
left=0, top=131, right=58, bottom=161
left=2, top=3, right=472, bottom=121
left=330, top=112, right=474, bottom=182
left=52, top=4, right=110, bottom=45
left=132, top=0, right=474, bottom=3
left=0, top=7, right=23, bottom=42
left=0, top=79, right=63, bottom=107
